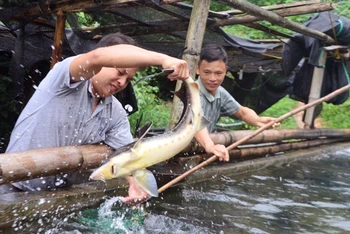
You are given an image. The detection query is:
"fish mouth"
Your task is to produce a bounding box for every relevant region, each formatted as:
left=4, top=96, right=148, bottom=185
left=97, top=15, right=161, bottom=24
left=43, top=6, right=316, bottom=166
left=89, top=171, right=105, bottom=181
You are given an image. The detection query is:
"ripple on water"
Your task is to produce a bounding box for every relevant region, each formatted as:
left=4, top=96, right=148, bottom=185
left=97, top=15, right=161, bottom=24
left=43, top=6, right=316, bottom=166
left=310, top=201, right=348, bottom=209
left=251, top=203, right=282, bottom=213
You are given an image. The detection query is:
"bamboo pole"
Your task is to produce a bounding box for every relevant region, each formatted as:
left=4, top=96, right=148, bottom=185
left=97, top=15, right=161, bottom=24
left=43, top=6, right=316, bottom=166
left=180, top=128, right=350, bottom=155
left=221, top=0, right=336, bottom=45
left=201, top=137, right=348, bottom=162
left=169, top=0, right=211, bottom=129
left=158, top=83, right=350, bottom=193
left=0, top=145, right=112, bottom=184
left=50, top=9, right=66, bottom=69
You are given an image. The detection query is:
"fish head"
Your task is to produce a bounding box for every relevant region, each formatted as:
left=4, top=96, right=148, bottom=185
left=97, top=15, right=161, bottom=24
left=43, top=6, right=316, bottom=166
left=89, top=152, right=132, bottom=181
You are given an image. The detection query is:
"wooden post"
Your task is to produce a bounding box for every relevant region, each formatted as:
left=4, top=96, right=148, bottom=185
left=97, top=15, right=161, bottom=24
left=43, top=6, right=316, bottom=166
left=223, top=0, right=336, bottom=45
left=303, top=49, right=328, bottom=128
left=169, top=0, right=211, bottom=129
left=50, top=9, right=66, bottom=69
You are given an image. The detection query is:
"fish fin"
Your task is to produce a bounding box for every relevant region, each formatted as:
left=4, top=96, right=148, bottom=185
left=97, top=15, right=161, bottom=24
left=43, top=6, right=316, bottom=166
left=133, top=169, right=159, bottom=197
left=173, top=82, right=186, bottom=104
left=189, top=81, right=199, bottom=90
left=133, top=122, right=153, bottom=152
left=135, top=122, right=153, bottom=138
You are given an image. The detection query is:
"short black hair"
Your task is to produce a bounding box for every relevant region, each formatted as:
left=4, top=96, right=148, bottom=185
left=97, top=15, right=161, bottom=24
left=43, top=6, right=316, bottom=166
left=199, top=44, right=228, bottom=65
left=95, top=32, right=137, bottom=48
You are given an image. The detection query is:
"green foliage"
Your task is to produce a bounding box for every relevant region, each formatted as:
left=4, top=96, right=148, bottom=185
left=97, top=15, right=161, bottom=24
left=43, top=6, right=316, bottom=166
left=259, top=96, right=350, bottom=129
left=333, top=1, right=350, bottom=18
left=76, top=12, right=100, bottom=28
left=259, top=96, right=300, bottom=129
left=319, top=99, right=350, bottom=128
left=128, top=67, right=172, bottom=137
left=223, top=0, right=350, bottom=39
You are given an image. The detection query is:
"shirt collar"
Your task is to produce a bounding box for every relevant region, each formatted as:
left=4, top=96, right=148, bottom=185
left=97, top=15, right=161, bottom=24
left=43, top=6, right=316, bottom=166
left=88, top=80, right=112, bottom=105
left=196, top=77, right=220, bottom=102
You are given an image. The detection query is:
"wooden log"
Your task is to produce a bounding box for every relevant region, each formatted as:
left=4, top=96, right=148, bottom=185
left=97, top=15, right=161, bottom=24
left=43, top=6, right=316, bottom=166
left=174, top=137, right=347, bottom=166
left=213, top=2, right=334, bottom=27
left=50, top=9, right=66, bottom=69
left=243, top=22, right=296, bottom=41
left=221, top=0, right=336, bottom=44
left=169, top=0, right=210, bottom=129
left=0, top=145, right=112, bottom=184
left=220, top=0, right=322, bottom=15
left=180, top=128, right=350, bottom=155
left=201, top=137, right=346, bottom=161
left=72, top=2, right=333, bottom=37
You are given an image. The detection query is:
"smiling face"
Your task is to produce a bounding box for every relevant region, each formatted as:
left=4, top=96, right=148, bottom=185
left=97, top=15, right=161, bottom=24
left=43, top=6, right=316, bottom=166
left=91, top=67, right=138, bottom=98
left=196, top=59, right=227, bottom=96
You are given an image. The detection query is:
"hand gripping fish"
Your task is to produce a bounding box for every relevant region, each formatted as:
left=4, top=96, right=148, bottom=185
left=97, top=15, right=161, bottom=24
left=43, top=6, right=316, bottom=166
left=89, top=77, right=208, bottom=197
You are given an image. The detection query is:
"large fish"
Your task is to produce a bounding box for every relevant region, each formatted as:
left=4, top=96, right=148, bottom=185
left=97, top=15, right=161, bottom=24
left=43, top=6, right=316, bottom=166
left=89, top=77, right=208, bottom=197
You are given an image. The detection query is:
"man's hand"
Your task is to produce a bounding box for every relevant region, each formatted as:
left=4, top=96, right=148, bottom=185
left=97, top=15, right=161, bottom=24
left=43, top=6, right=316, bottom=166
left=122, top=177, right=150, bottom=206
left=257, top=117, right=280, bottom=128
left=206, top=144, right=229, bottom=162
left=162, top=57, right=189, bottom=81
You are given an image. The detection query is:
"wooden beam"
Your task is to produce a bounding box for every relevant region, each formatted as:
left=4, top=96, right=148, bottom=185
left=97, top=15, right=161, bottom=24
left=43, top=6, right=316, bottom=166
left=82, top=2, right=333, bottom=37
left=50, top=9, right=66, bottom=69
left=243, top=22, right=296, bottom=41
left=220, top=0, right=322, bottom=15
left=213, top=2, right=334, bottom=27
left=220, top=0, right=336, bottom=44
left=169, top=0, right=211, bottom=129
left=0, top=145, right=112, bottom=184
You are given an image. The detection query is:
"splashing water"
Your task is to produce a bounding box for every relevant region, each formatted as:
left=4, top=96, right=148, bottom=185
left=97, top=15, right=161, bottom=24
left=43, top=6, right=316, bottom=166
left=45, top=196, right=147, bottom=234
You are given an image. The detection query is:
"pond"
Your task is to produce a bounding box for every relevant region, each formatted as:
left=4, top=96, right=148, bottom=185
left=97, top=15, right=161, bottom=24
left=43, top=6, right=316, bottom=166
left=4, top=146, right=350, bottom=233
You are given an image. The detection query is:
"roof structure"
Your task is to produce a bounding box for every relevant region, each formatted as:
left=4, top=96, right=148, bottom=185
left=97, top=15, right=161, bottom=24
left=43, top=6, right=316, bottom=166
left=0, top=0, right=337, bottom=73
left=0, top=0, right=348, bottom=122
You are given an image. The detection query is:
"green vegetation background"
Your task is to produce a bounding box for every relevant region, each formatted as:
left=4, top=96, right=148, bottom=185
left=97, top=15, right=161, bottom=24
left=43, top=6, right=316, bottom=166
left=128, top=0, right=350, bottom=134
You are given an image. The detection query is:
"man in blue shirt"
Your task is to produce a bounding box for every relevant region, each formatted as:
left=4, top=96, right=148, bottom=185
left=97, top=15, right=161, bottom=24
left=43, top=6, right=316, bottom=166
left=196, top=44, right=277, bottom=133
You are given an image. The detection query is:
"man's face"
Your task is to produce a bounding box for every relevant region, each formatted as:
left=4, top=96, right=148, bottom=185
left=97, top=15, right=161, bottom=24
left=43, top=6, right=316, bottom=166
left=91, top=67, right=138, bottom=98
left=196, top=59, right=227, bottom=95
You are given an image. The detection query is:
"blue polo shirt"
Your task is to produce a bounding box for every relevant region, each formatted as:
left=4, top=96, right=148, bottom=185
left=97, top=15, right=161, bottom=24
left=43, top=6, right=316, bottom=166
left=196, top=78, right=240, bottom=133
left=6, top=56, right=133, bottom=191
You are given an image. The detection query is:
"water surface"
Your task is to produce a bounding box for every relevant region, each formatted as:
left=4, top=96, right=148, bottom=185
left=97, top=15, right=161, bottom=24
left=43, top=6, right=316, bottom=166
left=8, top=147, right=350, bottom=233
